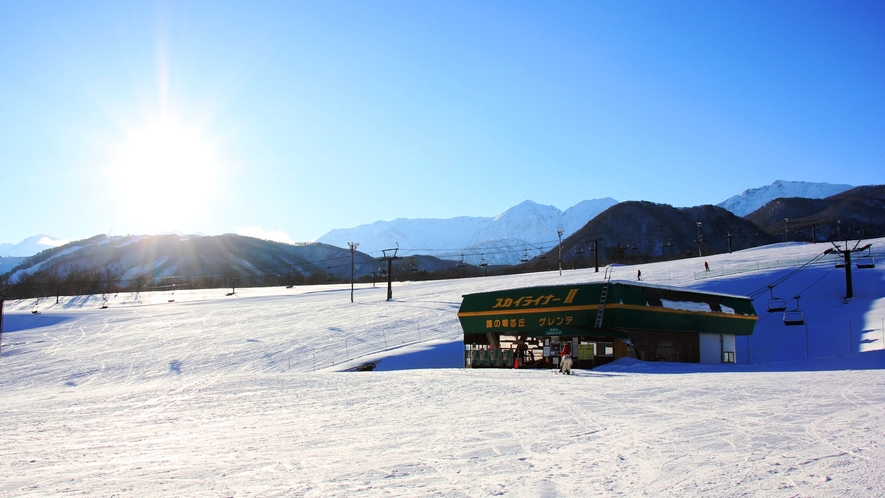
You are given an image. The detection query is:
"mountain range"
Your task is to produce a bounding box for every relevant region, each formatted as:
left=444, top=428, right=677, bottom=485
left=317, top=180, right=853, bottom=265
left=5, top=180, right=883, bottom=297
left=316, top=198, right=619, bottom=266
left=0, top=233, right=462, bottom=298
left=716, top=180, right=853, bottom=217
left=0, top=234, right=69, bottom=257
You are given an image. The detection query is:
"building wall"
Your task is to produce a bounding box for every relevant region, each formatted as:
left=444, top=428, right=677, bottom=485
left=699, top=334, right=737, bottom=363
left=722, top=334, right=736, bottom=363
left=699, top=334, right=722, bottom=364
left=630, top=329, right=700, bottom=363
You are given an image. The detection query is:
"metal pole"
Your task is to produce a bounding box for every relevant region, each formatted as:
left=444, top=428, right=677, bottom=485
left=381, top=248, right=400, bottom=301
left=557, top=230, right=564, bottom=276
left=387, top=259, right=393, bottom=301
left=594, top=240, right=600, bottom=273
left=348, top=242, right=359, bottom=303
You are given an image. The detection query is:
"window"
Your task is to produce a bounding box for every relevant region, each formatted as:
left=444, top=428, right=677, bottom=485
left=599, top=342, right=614, bottom=357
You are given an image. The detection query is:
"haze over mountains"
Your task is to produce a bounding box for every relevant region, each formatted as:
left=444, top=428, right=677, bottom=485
left=5, top=180, right=883, bottom=292
left=316, top=180, right=859, bottom=265
left=316, top=198, right=619, bottom=266
left=0, top=234, right=68, bottom=257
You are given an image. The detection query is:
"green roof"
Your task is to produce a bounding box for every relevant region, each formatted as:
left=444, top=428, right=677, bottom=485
left=458, top=281, right=757, bottom=337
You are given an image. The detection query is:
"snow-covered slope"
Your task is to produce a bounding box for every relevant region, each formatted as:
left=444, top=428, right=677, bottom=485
left=717, top=180, right=853, bottom=217
left=316, top=198, right=618, bottom=265
left=0, top=234, right=68, bottom=257
left=0, top=256, right=27, bottom=275
left=2, top=239, right=884, bottom=496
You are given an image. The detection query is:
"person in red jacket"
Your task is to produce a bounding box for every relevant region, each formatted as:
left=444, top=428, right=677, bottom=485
left=560, top=342, right=573, bottom=374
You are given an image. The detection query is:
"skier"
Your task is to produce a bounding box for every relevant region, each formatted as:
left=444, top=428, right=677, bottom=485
left=516, top=341, right=527, bottom=367
left=559, top=342, right=573, bottom=375
left=704, top=261, right=710, bottom=272
left=637, top=269, right=642, bottom=281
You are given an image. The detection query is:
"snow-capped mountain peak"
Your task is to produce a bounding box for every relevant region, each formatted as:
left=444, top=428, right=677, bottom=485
left=0, top=234, right=69, bottom=257
left=717, top=180, right=853, bottom=217
left=315, top=198, right=619, bottom=264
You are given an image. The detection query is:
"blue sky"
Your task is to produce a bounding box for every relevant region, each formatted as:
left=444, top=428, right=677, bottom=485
left=1, top=1, right=883, bottom=245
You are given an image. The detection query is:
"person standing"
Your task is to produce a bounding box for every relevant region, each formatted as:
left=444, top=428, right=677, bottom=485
left=559, top=342, right=573, bottom=374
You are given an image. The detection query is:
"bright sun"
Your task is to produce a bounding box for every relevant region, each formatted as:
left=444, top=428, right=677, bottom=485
left=110, top=117, right=222, bottom=234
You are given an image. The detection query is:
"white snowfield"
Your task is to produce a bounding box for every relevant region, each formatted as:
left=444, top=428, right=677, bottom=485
left=2, top=239, right=884, bottom=496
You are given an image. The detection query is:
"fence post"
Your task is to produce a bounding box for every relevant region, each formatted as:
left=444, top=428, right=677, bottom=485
left=805, top=323, right=809, bottom=359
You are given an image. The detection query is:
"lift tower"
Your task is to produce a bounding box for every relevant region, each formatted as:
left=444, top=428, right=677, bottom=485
left=380, top=247, right=402, bottom=301
left=825, top=240, right=872, bottom=299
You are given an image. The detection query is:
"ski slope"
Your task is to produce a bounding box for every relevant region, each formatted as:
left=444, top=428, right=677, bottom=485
left=1, top=240, right=884, bottom=496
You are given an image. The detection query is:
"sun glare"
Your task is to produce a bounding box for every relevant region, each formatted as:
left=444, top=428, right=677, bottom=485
left=110, top=117, right=222, bottom=234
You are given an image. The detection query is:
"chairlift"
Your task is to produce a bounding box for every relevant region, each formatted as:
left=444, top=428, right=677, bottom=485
left=766, top=286, right=787, bottom=313
left=537, top=247, right=546, bottom=260
left=456, top=254, right=465, bottom=268
left=520, top=249, right=529, bottom=264
left=857, top=258, right=875, bottom=269
left=574, top=246, right=584, bottom=256
left=479, top=253, right=488, bottom=268
left=857, top=247, right=875, bottom=269
left=783, top=296, right=805, bottom=326
left=834, top=256, right=845, bottom=269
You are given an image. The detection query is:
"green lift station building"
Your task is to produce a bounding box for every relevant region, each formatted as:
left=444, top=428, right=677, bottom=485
left=457, top=280, right=758, bottom=369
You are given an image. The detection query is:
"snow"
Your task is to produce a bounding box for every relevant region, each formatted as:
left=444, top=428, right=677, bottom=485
left=0, top=257, right=27, bottom=275
left=0, top=234, right=68, bottom=257
left=315, top=198, right=618, bottom=265
left=1, top=239, right=884, bottom=496
left=660, top=299, right=712, bottom=313
left=716, top=180, right=853, bottom=217
left=8, top=245, right=84, bottom=281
